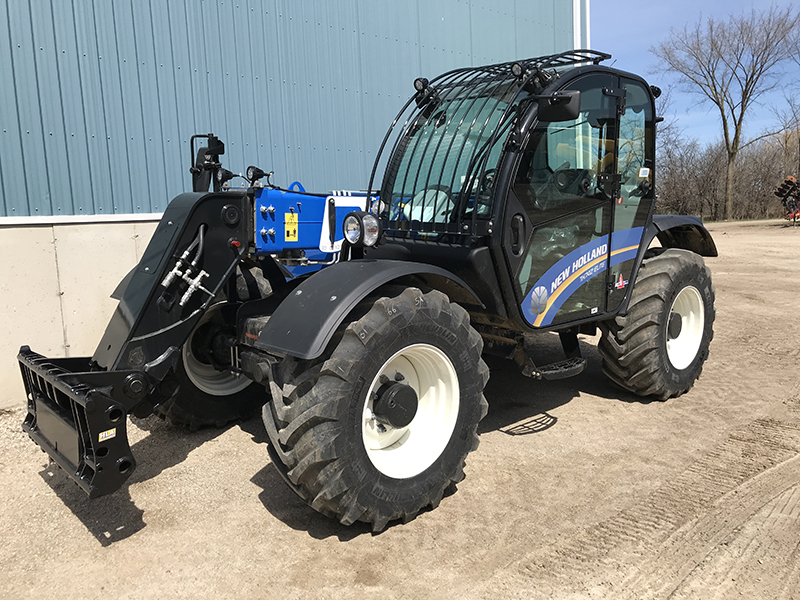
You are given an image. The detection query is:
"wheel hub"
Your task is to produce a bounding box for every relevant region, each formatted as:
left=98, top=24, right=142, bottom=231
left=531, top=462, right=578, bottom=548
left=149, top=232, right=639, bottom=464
left=361, top=344, right=460, bottom=479
left=182, top=304, right=252, bottom=396
left=667, top=311, right=683, bottom=339
left=373, top=380, right=418, bottom=428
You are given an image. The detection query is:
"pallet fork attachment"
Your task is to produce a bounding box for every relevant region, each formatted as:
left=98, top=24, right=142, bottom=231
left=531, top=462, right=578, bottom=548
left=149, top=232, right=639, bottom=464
left=18, top=346, right=152, bottom=497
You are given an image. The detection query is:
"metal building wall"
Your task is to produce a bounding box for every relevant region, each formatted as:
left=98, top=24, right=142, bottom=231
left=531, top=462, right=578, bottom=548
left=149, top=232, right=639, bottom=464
left=0, top=0, right=588, bottom=218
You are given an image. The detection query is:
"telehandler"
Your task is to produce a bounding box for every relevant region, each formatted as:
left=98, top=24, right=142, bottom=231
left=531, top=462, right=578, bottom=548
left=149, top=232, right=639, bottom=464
left=19, top=50, right=716, bottom=531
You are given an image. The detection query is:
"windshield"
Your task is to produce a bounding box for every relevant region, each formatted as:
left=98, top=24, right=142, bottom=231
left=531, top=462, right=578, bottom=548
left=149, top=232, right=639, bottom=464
left=381, top=80, right=517, bottom=231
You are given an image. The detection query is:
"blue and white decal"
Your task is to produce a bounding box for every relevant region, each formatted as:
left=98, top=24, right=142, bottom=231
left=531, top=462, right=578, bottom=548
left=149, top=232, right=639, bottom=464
left=521, top=227, right=643, bottom=327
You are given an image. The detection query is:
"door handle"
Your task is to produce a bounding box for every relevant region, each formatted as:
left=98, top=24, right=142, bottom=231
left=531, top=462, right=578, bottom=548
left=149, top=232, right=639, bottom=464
left=511, top=214, right=524, bottom=255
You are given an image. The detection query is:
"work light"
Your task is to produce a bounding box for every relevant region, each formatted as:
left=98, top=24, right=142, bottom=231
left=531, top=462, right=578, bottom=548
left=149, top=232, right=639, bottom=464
left=246, top=165, right=266, bottom=183
left=342, top=211, right=381, bottom=247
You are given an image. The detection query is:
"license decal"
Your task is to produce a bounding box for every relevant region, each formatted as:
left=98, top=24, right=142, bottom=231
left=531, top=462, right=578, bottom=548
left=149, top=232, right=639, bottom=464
left=99, top=428, right=117, bottom=442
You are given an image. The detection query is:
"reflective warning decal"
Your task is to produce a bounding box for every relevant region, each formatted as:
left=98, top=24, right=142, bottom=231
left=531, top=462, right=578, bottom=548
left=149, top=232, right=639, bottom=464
left=285, top=212, right=298, bottom=242
left=99, top=428, right=117, bottom=442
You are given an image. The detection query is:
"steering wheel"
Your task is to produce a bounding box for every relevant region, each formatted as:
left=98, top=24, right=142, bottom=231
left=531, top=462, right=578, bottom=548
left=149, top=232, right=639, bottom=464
left=404, top=185, right=454, bottom=223
left=550, top=161, right=572, bottom=191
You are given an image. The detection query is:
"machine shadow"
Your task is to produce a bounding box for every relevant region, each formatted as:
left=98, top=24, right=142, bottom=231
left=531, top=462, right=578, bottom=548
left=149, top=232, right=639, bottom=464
left=38, top=414, right=228, bottom=547
left=238, top=414, right=373, bottom=541
left=477, top=333, right=640, bottom=434
left=248, top=335, right=654, bottom=538
left=249, top=462, right=455, bottom=540
left=41, top=337, right=651, bottom=545
left=479, top=333, right=663, bottom=429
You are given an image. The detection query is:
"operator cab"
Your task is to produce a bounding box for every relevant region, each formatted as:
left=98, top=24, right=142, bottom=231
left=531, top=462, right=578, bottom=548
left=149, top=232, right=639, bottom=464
left=368, top=51, right=657, bottom=333
left=507, top=69, right=656, bottom=328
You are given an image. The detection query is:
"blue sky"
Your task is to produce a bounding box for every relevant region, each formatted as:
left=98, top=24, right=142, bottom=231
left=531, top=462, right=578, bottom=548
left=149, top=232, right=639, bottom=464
left=591, top=0, right=799, bottom=145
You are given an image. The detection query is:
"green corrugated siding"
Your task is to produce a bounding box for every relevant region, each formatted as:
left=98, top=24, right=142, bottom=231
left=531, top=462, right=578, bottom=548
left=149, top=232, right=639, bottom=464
left=0, top=0, right=587, bottom=217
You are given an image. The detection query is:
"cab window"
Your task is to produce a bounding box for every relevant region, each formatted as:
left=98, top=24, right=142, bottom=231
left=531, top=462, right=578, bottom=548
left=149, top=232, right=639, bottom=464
left=513, top=74, right=617, bottom=226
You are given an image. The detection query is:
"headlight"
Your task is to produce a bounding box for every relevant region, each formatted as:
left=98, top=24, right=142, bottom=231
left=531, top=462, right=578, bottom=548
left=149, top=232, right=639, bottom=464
left=361, top=213, right=380, bottom=247
left=343, top=213, right=363, bottom=245
left=342, top=211, right=382, bottom=248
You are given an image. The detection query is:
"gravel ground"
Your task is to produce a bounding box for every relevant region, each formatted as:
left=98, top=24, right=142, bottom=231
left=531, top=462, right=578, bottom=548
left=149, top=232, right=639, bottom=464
left=2, top=218, right=799, bottom=599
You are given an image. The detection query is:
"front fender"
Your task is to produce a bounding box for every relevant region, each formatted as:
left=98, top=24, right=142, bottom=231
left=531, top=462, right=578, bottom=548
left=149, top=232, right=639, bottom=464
left=254, top=259, right=480, bottom=360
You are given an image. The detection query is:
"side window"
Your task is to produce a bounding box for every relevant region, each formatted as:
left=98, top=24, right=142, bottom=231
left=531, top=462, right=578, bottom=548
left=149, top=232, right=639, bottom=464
left=615, top=78, right=654, bottom=232
left=513, top=75, right=617, bottom=226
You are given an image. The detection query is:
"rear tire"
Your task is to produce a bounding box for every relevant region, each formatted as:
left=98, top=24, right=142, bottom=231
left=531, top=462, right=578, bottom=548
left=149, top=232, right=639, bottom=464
left=598, top=248, right=715, bottom=400
left=262, top=287, right=489, bottom=531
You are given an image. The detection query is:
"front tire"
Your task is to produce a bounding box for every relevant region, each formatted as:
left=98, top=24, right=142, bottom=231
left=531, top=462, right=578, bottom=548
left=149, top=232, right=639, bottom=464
left=156, top=266, right=271, bottom=429
left=156, top=304, right=264, bottom=430
left=262, top=287, right=489, bottom=531
left=598, top=248, right=715, bottom=400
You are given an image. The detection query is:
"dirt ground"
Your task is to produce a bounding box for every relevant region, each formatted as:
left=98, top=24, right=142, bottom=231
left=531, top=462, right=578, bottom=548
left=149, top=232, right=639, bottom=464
left=2, top=219, right=800, bottom=600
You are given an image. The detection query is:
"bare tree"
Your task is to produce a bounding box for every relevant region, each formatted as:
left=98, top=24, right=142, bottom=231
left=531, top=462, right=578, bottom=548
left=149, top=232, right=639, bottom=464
left=773, top=96, right=800, bottom=175
left=653, top=5, right=799, bottom=220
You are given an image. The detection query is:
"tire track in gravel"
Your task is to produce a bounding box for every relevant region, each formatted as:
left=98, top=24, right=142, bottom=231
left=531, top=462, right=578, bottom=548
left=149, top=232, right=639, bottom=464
left=667, top=484, right=800, bottom=600
left=463, top=412, right=800, bottom=599
left=617, top=451, right=800, bottom=600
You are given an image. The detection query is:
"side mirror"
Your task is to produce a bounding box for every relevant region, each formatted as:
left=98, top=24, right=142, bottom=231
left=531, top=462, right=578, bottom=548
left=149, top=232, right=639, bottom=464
left=537, top=90, right=581, bottom=122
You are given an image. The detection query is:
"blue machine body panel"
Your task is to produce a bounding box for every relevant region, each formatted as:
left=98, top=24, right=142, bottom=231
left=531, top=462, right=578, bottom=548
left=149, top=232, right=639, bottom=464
left=252, top=187, right=372, bottom=256
left=253, top=188, right=327, bottom=253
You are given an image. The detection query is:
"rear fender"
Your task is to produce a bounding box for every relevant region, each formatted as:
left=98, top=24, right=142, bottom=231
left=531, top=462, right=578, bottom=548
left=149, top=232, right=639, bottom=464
left=253, top=259, right=481, bottom=360
left=645, top=215, right=718, bottom=257
left=615, top=215, right=717, bottom=317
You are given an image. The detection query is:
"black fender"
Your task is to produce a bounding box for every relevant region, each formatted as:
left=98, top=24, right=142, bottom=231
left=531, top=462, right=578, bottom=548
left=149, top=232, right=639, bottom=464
left=254, top=259, right=482, bottom=360
left=644, top=214, right=718, bottom=257
left=614, top=214, right=717, bottom=318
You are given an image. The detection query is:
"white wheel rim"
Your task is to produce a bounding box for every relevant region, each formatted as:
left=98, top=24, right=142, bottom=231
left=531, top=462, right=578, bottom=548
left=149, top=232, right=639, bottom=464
left=182, top=308, right=252, bottom=396
left=362, top=344, right=459, bottom=479
left=665, top=286, right=705, bottom=371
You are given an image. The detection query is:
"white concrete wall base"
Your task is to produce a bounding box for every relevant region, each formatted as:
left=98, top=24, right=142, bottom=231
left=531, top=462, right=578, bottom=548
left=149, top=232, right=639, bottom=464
left=0, top=221, right=158, bottom=410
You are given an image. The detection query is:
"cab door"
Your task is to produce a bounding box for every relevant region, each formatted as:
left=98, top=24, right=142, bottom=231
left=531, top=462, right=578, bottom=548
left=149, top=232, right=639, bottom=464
left=505, top=72, right=621, bottom=328
left=605, top=77, right=656, bottom=312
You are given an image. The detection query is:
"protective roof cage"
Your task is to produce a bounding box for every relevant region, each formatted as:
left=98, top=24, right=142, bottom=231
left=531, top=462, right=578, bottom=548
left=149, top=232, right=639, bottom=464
left=367, top=49, right=611, bottom=239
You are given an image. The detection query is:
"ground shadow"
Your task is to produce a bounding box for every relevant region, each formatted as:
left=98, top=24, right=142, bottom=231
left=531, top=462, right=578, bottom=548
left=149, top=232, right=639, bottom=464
left=479, top=354, right=574, bottom=435
left=38, top=414, right=230, bottom=546
left=480, top=329, right=667, bottom=432
left=250, top=461, right=460, bottom=540
left=241, top=411, right=374, bottom=540
left=41, top=335, right=655, bottom=545
left=250, top=465, right=372, bottom=541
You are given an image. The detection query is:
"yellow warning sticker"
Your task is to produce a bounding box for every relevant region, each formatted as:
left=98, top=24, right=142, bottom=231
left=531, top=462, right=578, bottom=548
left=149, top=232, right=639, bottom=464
left=285, top=212, right=298, bottom=242
left=99, top=428, right=117, bottom=442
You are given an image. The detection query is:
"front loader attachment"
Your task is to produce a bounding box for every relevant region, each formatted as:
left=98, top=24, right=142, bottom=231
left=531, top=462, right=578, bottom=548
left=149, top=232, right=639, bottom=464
left=18, top=347, right=149, bottom=497
left=19, top=189, right=255, bottom=497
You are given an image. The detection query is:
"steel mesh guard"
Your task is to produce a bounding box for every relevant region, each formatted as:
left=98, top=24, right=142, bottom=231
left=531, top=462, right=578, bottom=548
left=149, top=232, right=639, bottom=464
left=367, top=50, right=610, bottom=239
